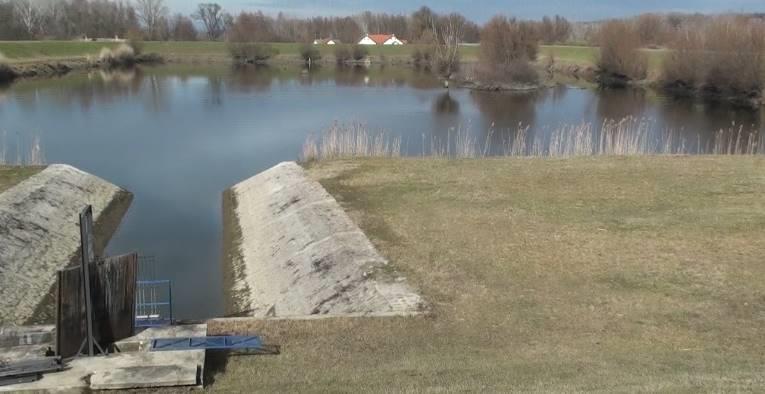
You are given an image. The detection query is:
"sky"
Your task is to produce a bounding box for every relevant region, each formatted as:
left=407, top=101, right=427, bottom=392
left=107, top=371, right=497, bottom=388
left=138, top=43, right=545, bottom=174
left=166, top=0, right=765, bottom=22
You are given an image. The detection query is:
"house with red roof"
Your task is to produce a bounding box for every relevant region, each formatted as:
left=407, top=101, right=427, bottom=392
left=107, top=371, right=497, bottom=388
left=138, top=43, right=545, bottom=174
left=358, top=33, right=404, bottom=46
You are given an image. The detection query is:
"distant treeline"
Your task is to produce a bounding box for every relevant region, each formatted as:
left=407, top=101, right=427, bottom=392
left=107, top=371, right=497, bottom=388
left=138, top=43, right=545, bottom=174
left=0, top=0, right=575, bottom=45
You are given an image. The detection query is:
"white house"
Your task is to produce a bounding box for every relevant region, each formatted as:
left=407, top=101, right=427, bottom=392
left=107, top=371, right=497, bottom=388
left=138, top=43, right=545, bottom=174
left=358, top=34, right=404, bottom=46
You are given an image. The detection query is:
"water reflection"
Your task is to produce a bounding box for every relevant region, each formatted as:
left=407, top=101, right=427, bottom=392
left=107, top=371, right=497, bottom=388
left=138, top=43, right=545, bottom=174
left=434, top=92, right=459, bottom=114
left=1, top=66, right=763, bottom=320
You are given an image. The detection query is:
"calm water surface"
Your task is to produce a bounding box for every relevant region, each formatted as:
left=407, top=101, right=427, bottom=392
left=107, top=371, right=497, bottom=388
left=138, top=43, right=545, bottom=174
left=1, top=65, right=762, bottom=319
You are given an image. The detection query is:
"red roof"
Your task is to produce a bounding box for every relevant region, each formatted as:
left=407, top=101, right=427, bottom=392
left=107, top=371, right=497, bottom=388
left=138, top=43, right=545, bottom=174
left=368, top=34, right=393, bottom=44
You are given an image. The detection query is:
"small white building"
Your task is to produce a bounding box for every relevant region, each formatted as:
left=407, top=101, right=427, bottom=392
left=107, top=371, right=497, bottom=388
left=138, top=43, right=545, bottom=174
left=358, top=34, right=404, bottom=46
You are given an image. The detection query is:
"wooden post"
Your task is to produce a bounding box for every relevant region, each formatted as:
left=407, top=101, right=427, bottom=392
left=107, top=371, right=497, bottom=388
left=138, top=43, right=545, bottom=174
left=79, top=206, right=96, bottom=357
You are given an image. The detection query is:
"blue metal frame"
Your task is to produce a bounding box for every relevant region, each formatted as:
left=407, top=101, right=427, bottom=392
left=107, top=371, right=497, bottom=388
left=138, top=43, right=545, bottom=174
left=150, top=336, right=266, bottom=352
left=135, top=280, right=173, bottom=328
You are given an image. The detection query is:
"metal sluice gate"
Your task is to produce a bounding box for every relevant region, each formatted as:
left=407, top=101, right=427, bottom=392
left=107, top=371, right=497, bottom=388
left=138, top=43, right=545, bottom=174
left=136, top=256, right=173, bottom=327
left=150, top=336, right=278, bottom=354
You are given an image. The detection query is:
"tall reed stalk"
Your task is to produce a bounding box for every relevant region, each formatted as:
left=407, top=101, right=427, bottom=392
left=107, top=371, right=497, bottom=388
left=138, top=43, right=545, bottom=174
left=303, top=117, right=763, bottom=162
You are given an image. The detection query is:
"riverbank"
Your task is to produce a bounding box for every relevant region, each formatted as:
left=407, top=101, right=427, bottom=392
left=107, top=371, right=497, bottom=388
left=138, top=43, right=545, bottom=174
left=209, top=156, right=765, bottom=392
left=0, top=164, right=133, bottom=325
left=0, top=41, right=615, bottom=81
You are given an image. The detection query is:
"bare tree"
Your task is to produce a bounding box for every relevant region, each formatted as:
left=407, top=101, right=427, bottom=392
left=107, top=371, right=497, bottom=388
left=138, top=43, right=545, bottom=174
left=135, top=0, right=167, bottom=40
left=193, top=3, right=225, bottom=40
left=431, top=13, right=464, bottom=77
left=13, top=0, right=43, bottom=37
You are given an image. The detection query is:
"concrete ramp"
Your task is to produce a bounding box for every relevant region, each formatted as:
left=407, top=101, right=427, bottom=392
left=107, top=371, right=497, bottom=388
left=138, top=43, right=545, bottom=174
left=0, top=164, right=132, bottom=325
left=224, top=162, right=424, bottom=318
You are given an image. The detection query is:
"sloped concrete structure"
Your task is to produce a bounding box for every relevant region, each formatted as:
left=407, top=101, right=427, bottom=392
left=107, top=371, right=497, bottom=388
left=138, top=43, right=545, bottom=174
left=224, top=162, right=424, bottom=318
left=0, top=164, right=132, bottom=325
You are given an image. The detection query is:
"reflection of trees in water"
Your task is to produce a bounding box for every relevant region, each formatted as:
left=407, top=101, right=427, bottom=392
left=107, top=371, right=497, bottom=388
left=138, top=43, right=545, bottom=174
left=433, top=92, right=459, bottom=114
left=203, top=75, right=224, bottom=108
left=470, top=90, right=540, bottom=153
left=595, top=88, right=648, bottom=121
left=227, top=65, right=274, bottom=93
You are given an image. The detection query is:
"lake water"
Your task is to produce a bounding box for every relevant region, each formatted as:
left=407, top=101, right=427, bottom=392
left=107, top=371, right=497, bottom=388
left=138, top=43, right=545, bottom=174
left=1, top=65, right=762, bottom=319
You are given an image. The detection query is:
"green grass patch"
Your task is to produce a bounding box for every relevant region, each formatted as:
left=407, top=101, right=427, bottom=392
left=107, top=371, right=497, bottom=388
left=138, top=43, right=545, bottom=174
left=0, top=166, right=44, bottom=193
left=209, top=156, right=765, bottom=392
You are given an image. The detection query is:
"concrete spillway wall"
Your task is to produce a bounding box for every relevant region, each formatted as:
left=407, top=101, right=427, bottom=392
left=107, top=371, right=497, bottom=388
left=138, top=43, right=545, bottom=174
left=0, top=164, right=132, bottom=325
left=223, top=162, right=424, bottom=318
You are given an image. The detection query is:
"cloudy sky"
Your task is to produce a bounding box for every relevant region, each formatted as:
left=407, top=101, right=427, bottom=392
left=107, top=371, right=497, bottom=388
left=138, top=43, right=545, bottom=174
left=165, top=0, right=764, bottom=22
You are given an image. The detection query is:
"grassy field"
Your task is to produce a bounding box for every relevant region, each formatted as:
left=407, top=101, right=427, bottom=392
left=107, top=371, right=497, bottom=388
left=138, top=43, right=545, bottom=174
left=541, top=45, right=667, bottom=75
left=0, top=40, right=674, bottom=77
left=0, top=40, right=480, bottom=62
left=207, top=156, right=765, bottom=392
left=0, top=166, right=43, bottom=193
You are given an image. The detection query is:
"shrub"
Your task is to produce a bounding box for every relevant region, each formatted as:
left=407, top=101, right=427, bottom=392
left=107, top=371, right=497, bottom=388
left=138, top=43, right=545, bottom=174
left=334, top=46, right=351, bottom=64
left=99, top=44, right=136, bottom=68
left=351, top=45, right=368, bottom=61
left=661, top=17, right=765, bottom=97
left=300, top=44, right=321, bottom=64
left=477, top=61, right=539, bottom=85
left=478, top=16, right=539, bottom=84
left=597, top=20, right=648, bottom=81
left=704, top=18, right=765, bottom=94
left=228, top=42, right=278, bottom=64
left=661, top=28, right=705, bottom=89
left=411, top=47, right=433, bottom=67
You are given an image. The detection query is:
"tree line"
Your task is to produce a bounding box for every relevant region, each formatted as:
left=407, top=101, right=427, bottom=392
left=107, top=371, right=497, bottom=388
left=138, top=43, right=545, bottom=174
left=0, top=1, right=574, bottom=45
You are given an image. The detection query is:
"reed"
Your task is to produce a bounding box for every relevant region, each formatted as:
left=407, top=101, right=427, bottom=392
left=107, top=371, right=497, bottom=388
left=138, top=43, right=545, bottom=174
left=302, top=123, right=401, bottom=162
left=303, top=117, right=763, bottom=162
left=0, top=131, right=46, bottom=166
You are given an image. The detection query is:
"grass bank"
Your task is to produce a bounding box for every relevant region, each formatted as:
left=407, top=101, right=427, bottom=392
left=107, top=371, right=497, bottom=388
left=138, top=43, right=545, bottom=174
left=0, top=40, right=662, bottom=69
left=208, top=156, right=765, bottom=392
left=0, top=166, right=43, bottom=193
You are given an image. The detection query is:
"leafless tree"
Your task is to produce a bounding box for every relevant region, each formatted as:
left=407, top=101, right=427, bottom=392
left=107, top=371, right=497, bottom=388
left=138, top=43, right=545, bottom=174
left=135, top=0, right=167, bottom=40
left=13, top=0, right=43, bottom=37
left=431, top=13, right=464, bottom=77
left=193, top=3, right=225, bottom=40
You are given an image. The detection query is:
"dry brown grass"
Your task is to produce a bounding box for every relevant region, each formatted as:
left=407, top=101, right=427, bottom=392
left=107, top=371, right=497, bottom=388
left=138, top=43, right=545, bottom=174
left=301, top=123, right=401, bottom=162
left=303, top=117, right=763, bottom=161
left=209, top=156, right=765, bottom=392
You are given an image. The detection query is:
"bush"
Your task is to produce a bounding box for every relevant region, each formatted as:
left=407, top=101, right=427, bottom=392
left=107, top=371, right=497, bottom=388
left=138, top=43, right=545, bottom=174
left=661, top=17, right=765, bottom=97
left=99, top=44, right=136, bottom=68
left=334, top=46, right=351, bottom=64
left=478, top=16, right=539, bottom=84
left=351, top=45, right=368, bottom=61
left=597, top=20, right=648, bottom=82
left=478, top=61, right=539, bottom=85
left=300, top=44, right=321, bottom=64
left=411, top=47, right=433, bottom=67
left=228, top=42, right=278, bottom=64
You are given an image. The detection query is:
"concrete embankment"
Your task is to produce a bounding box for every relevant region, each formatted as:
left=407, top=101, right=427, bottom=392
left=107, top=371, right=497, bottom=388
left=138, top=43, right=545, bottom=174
left=223, top=162, right=424, bottom=318
left=0, top=164, right=132, bottom=325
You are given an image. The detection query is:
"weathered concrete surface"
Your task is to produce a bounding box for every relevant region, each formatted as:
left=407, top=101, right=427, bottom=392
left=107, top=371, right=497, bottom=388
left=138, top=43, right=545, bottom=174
left=0, top=324, right=206, bottom=392
left=0, top=164, right=132, bottom=325
left=223, top=161, right=424, bottom=318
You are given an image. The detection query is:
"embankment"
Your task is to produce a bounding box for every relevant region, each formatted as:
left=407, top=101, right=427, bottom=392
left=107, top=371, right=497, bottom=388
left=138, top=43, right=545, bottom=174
left=0, top=164, right=132, bottom=325
left=222, top=162, right=424, bottom=318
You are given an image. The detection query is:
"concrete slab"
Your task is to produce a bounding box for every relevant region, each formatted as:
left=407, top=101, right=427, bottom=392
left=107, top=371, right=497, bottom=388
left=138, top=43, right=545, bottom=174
left=224, top=161, right=425, bottom=318
left=0, top=164, right=132, bottom=325
left=0, top=324, right=206, bottom=392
